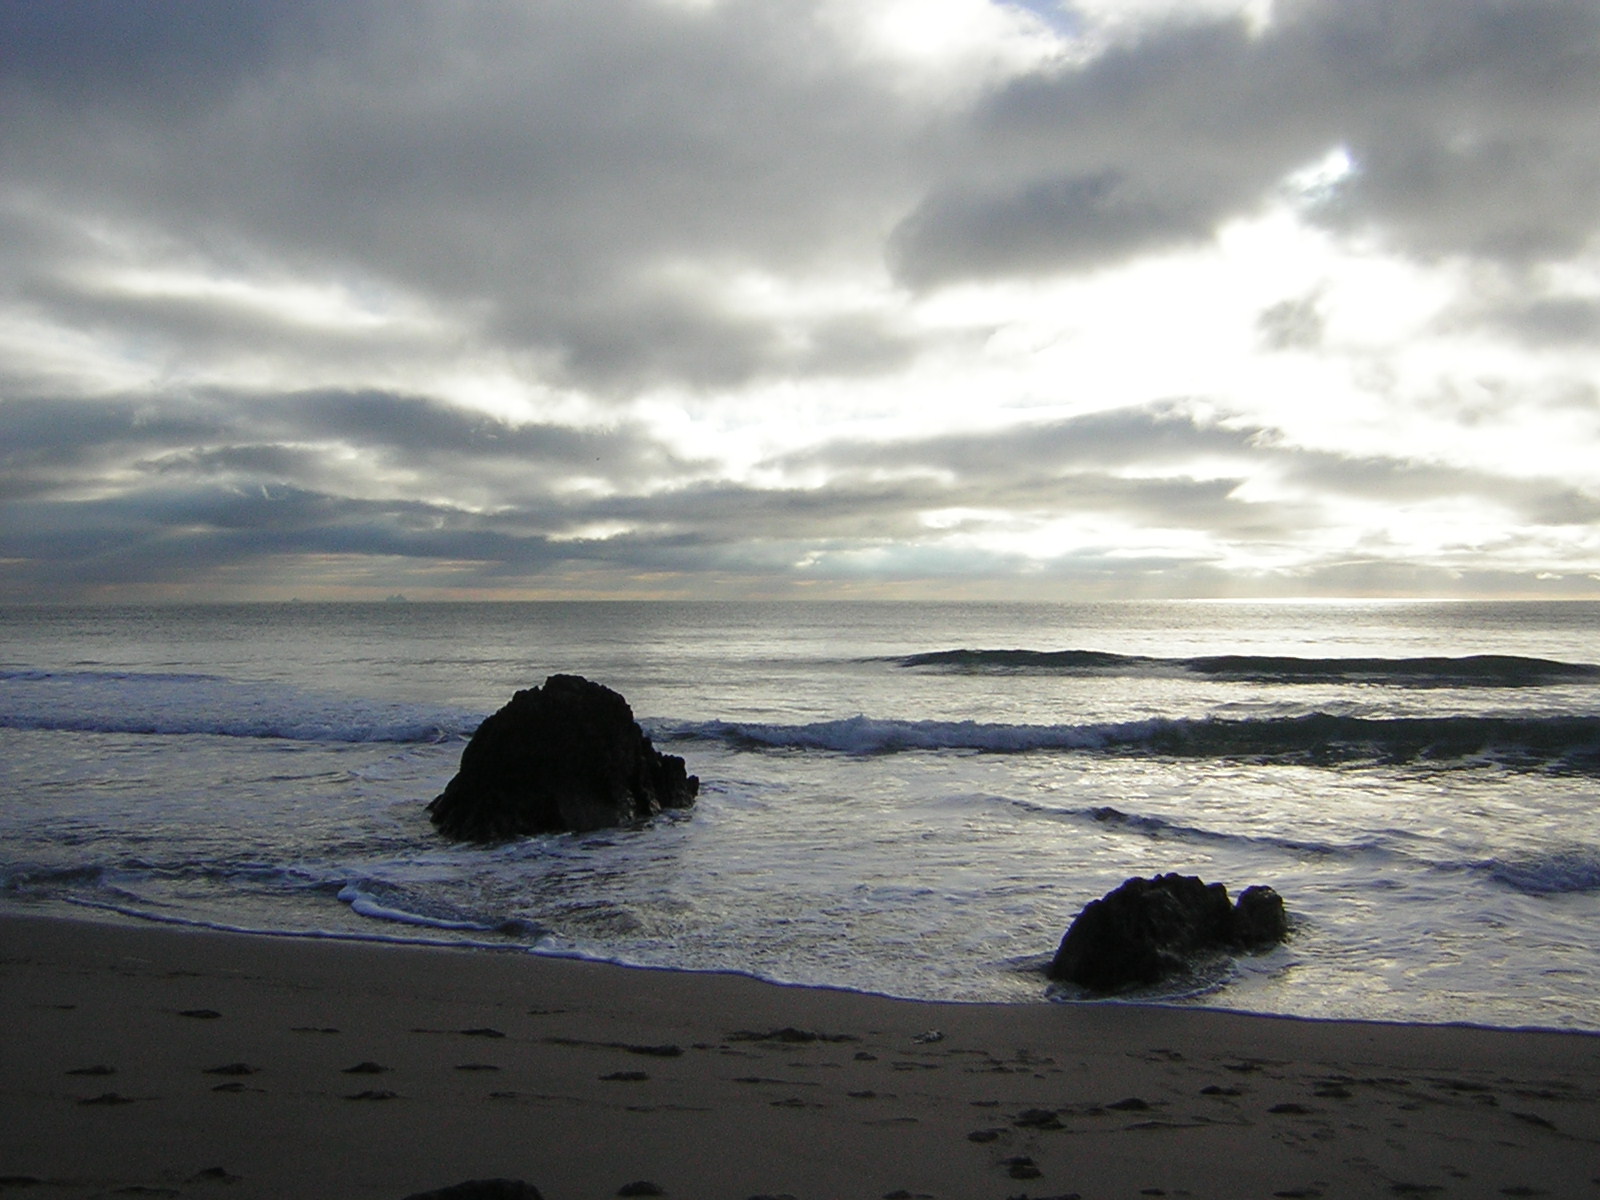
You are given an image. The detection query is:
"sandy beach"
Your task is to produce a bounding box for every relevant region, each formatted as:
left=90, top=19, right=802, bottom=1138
left=3, top=913, right=1598, bottom=1200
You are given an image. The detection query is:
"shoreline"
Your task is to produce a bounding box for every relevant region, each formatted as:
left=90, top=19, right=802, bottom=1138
left=31, top=901, right=1600, bottom=1040
left=5, top=912, right=1600, bottom=1199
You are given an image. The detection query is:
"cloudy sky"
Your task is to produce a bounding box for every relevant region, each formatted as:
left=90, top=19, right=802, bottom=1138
left=4, top=0, right=1599, bottom=602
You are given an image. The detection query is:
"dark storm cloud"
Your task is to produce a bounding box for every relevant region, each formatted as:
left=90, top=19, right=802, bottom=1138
left=893, top=0, right=1600, bottom=283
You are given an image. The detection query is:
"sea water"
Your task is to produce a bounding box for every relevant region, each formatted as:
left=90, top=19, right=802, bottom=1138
left=3, top=600, right=1599, bottom=1030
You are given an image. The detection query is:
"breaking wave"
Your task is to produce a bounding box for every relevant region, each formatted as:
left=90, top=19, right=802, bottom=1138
left=666, top=711, right=1600, bottom=770
left=889, top=649, right=1600, bottom=688
left=1480, top=849, right=1600, bottom=895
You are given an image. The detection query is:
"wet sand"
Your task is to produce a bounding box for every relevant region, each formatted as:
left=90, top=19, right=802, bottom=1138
left=3, top=912, right=1598, bottom=1199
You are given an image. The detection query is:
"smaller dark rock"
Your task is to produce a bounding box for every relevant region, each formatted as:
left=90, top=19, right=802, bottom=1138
left=1233, top=885, right=1290, bottom=947
left=1047, top=874, right=1290, bottom=992
left=617, top=1184, right=666, bottom=1198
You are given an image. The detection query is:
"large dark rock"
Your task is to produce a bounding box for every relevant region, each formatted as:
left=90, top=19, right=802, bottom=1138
left=427, top=675, right=698, bottom=841
left=1046, top=873, right=1288, bottom=993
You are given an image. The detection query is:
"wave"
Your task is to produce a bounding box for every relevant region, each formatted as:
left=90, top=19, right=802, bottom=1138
left=665, top=712, right=1600, bottom=770
left=890, top=649, right=1600, bottom=688
left=1480, top=849, right=1600, bottom=895
left=336, top=881, right=546, bottom=937
left=1036, top=801, right=1397, bottom=860
left=57, top=898, right=541, bottom=951
left=0, top=667, right=476, bottom=744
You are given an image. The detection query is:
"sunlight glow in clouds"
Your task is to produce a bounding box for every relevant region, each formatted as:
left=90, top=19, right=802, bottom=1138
left=1, top=0, right=1598, bottom=601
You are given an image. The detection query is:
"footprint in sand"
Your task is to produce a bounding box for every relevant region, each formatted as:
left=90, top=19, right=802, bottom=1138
left=187, top=1167, right=242, bottom=1184
left=616, top=1183, right=666, bottom=1197
left=1003, top=1155, right=1042, bottom=1180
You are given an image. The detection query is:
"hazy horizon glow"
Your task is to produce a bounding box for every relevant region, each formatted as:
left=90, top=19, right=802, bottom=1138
left=3, top=0, right=1599, bottom=602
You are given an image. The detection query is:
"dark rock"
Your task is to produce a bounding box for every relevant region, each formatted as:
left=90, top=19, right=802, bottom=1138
left=1232, top=884, right=1290, bottom=947
left=1046, top=874, right=1288, bottom=992
left=402, top=1183, right=545, bottom=1200
left=428, top=675, right=697, bottom=841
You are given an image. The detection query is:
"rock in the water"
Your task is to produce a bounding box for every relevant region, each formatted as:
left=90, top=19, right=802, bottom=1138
left=1231, top=883, right=1290, bottom=947
left=1046, top=873, right=1288, bottom=992
left=427, top=675, right=697, bottom=841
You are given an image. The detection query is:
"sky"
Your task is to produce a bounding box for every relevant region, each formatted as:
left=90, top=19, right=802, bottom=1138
left=3, top=0, right=1599, bottom=602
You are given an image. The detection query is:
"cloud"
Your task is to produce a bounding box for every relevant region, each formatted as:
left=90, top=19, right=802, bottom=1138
left=891, top=0, right=1600, bottom=284
left=1, top=0, right=942, bottom=395
left=1, top=0, right=1597, bottom=599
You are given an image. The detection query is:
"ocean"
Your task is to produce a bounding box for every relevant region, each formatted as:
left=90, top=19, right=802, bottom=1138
left=3, top=599, right=1599, bottom=1031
